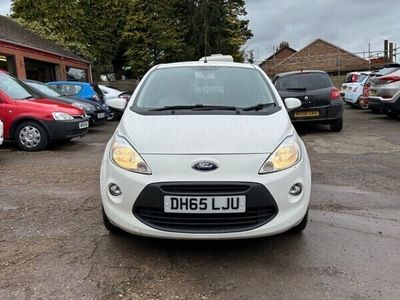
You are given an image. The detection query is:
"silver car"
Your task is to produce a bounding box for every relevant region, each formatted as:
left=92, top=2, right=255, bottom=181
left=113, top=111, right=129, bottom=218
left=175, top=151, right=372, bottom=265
left=368, top=64, right=400, bottom=117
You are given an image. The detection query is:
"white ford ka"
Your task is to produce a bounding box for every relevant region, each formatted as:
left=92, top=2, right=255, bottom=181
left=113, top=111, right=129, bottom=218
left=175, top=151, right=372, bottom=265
left=100, top=58, right=311, bottom=239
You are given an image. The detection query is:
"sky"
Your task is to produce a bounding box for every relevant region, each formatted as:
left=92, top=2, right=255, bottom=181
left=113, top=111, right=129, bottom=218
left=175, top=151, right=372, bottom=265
left=1, top=0, right=399, bottom=64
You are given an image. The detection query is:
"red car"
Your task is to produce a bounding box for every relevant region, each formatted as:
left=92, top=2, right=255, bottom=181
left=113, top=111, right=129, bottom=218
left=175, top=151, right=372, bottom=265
left=0, top=71, right=90, bottom=151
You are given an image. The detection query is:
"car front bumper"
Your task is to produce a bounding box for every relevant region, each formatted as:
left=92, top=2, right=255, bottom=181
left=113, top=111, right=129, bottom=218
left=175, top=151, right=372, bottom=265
left=88, top=111, right=107, bottom=126
left=42, top=117, right=90, bottom=140
left=100, top=142, right=311, bottom=240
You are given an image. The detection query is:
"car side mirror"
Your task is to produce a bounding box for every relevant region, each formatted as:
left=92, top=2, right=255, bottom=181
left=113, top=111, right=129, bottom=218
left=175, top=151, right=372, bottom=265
left=106, top=98, right=127, bottom=111
left=284, top=97, right=302, bottom=112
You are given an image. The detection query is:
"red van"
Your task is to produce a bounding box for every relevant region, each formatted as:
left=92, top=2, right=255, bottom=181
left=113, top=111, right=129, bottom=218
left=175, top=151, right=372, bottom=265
left=0, top=71, right=90, bottom=151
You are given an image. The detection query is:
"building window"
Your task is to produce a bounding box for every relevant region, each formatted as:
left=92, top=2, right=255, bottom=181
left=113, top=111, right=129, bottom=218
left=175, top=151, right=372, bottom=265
left=66, top=66, right=87, bottom=82
left=25, top=58, right=57, bottom=82
left=0, top=54, right=17, bottom=76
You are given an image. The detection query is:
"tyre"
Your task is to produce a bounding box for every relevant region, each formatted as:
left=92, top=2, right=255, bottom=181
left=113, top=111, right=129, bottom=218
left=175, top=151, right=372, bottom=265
left=103, top=207, right=124, bottom=234
left=383, top=110, right=399, bottom=119
left=290, top=211, right=308, bottom=233
left=356, top=97, right=368, bottom=109
left=330, top=117, right=343, bottom=132
left=107, top=111, right=116, bottom=121
left=15, top=121, right=48, bottom=151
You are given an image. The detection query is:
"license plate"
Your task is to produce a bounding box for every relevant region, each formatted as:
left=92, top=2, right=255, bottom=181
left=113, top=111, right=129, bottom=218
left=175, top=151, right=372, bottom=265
left=294, top=111, right=320, bottom=118
left=164, top=195, right=246, bottom=213
left=79, top=121, right=89, bottom=129
left=97, top=113, right=105, bottom=119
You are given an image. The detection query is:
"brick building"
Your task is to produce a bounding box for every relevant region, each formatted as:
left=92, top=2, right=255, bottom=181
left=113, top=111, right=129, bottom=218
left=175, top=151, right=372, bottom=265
left=0, top=16, right=91, bottom=82
left=261, top=39, right=371, bottom=76
left=259, top=44, right=297, bottom=73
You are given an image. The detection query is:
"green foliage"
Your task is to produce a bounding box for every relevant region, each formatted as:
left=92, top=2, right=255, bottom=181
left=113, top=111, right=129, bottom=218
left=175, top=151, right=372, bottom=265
left=11, top=0, right=253, bottom=78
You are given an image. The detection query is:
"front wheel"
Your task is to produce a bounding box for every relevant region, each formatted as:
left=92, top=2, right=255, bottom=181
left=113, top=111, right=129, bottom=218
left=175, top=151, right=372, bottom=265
left=290, top=211, right=308, bottom=233
left=330, top=117, right=343, bottom=132
left=102, top=207, right=124, bottom=234
left=15, top=121, right=48, bottom=151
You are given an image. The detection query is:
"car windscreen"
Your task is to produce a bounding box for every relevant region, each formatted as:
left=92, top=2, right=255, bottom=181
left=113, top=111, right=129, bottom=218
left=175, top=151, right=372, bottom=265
left=0, top=73, right=33, bottom=99
left=133, top=66, right=276, bottom=109
left=91, top=84, right=105, bottom=97
left=26, top=82, right=62, bottom=97
left=275, top=73, right=332, bottom=91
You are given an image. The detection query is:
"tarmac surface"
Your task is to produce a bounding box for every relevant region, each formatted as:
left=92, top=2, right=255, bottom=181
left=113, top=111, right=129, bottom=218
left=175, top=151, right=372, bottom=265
left=1, top=106, right=400, bottom=299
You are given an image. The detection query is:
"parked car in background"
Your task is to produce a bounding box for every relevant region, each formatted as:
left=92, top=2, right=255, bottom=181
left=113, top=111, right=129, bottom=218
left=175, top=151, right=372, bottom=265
left=273, top=70, right=343, bottom=132
left=0, top=120, right=3, bottom=146
left=99, top=85, right=132, bottom=121
left=341, top=71, right=360, bottom=97
left=23, top=80, right=107, bottom=126
left=368, top=64, right=400, bottom=116
left=47, top=81, right=110, bottom=117
left=343, top=71, right=374, bottom=108
left=0, top=71, right=89, bottom=151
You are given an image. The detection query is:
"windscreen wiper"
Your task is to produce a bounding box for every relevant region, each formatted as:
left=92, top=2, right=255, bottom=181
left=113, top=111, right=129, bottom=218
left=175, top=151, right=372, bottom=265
left=241, top=103, right=276, bottom=111
left=149, top=104, right=239, bottom=111
left=21, top=96, right=36, bottom=100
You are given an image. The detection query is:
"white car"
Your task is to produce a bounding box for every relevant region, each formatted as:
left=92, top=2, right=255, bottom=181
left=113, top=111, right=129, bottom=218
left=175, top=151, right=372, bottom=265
left=100, top=57, right=311, bottom=239
left=343, top=71, right=373, bottom=108
left=0, top=120, right=3, bottom=146
left=99, top=85, right=131, bottom=121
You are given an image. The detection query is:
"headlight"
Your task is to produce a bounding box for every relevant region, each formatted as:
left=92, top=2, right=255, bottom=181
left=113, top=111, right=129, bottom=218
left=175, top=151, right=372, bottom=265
left=259, top=136, right=301, bottom=174
left=72, top=102, right=92, bottom=111
left=52, top=112, right=74, bottom=120
left=110, top=135, right=151, bottom=174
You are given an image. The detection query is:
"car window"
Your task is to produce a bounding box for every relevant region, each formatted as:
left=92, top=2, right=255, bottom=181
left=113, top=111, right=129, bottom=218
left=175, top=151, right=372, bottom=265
left=0, top=73, right=33, bottom=99
left=26, top=82, right=62, bottom=97
left=134, top=66, right=276, bottom=109
left=344, top=73, right=358, bottom=83
left=376, top=67, right=400, bottom=76
left=357, top=74, right=368, bottom=83
left=275, top=73, right=332, bottom=91
left=60, top=84, right=82, bottom=96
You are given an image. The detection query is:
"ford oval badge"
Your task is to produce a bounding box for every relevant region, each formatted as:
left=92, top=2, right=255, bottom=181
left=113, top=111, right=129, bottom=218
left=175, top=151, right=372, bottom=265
left=192, top=161, right=218, bottom=171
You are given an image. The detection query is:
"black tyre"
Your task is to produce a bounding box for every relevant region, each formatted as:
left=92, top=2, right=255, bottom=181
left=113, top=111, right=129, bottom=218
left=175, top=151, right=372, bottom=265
left=102, top=207, right=124, bottom=234
left=383, top=110, right=399, bottom=119
left=15, top=121, right=48, bottom=151
left=356, top=97, right=368, bottom=109
left=290, top=211, right=308, bottom=233
left=330, top=117, right=343, bottom=132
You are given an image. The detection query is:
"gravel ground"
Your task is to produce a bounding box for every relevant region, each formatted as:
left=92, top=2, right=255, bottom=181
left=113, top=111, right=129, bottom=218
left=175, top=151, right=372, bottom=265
left=1, top=106, right=399, bottom=299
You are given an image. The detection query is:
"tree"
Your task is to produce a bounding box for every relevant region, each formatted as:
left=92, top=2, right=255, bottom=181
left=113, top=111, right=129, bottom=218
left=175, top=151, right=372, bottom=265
left=123, top=0, right=187, bottom=77
left=11, top=0, right=130, bottom=79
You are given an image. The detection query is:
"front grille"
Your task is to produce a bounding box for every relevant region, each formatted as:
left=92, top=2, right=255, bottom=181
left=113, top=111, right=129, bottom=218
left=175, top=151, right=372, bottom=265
left=133, top=182, right=278, bottom=233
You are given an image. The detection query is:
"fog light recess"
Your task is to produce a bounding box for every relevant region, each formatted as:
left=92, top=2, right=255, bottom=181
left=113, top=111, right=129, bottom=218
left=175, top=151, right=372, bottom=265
left=289, top=183, right=303, bottom=196
left=109, top=184, right=122, bottom=196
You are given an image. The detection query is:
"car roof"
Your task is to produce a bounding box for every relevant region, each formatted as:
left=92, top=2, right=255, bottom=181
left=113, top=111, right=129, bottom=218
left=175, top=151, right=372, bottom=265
left=23, top=79, right=44, bottom=84
left=275, top=70, right=328, bottom=77
left=155, top=61, right=256, bottom=70
left=47, top=81, right=90, bottom=85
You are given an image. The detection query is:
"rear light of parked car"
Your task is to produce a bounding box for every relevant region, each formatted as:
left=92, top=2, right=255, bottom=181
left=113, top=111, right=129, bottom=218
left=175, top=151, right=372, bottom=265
left=330, top=88, right=341, bottom=100
left=377, top=75, right=400, bottom=84
left=363, top=84, right=370, bottom=97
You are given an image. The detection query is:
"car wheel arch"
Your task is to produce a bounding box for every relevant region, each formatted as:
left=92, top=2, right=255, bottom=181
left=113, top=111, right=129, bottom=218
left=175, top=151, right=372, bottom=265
left=10, top=117, right=49, bottom=141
